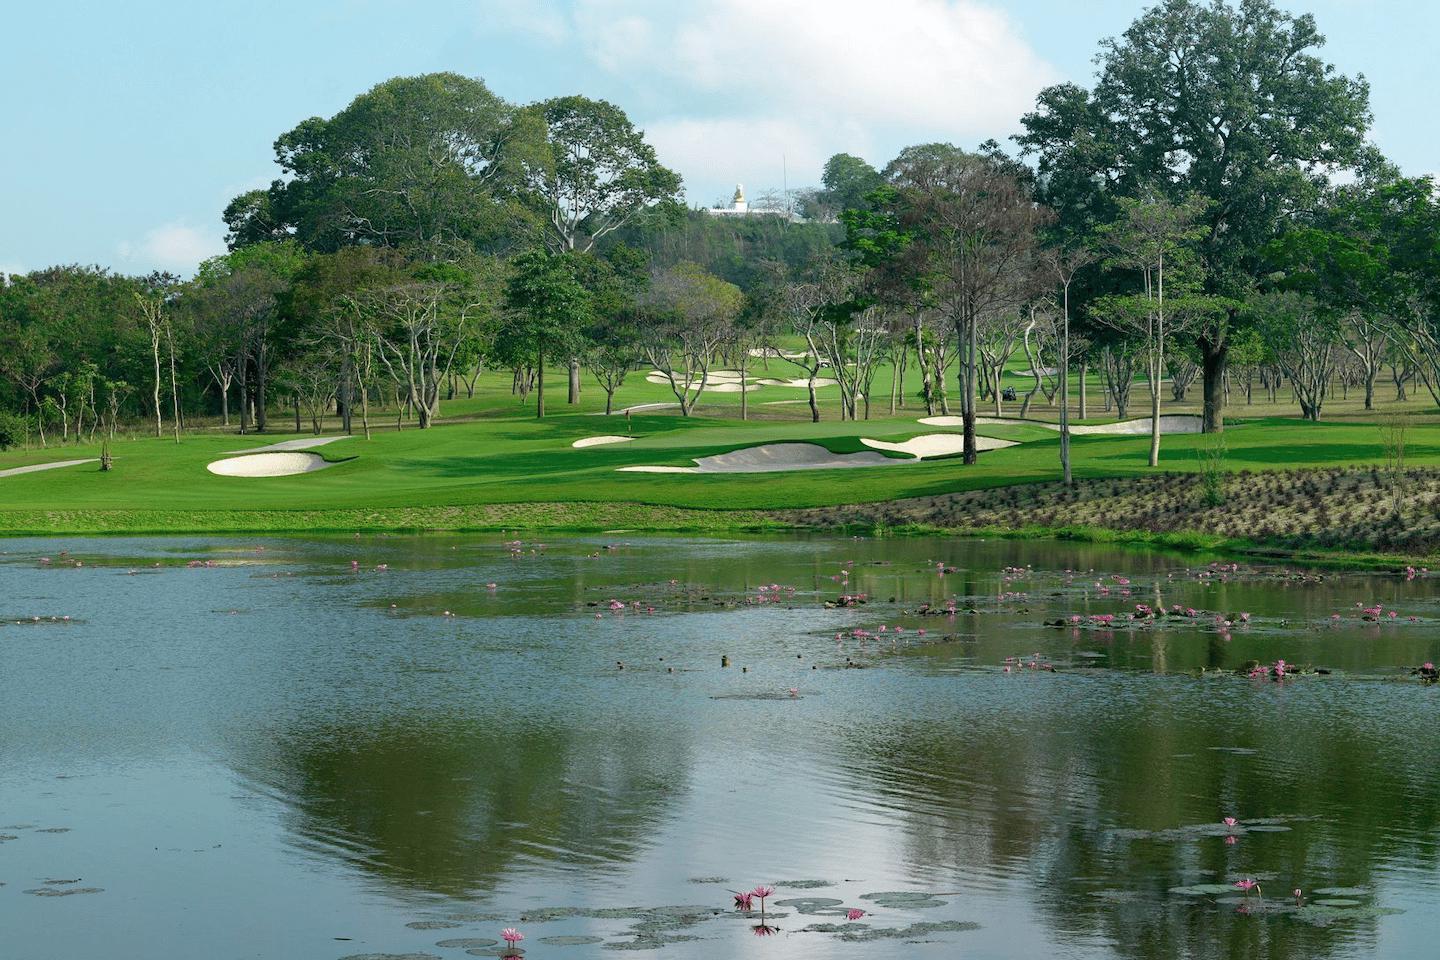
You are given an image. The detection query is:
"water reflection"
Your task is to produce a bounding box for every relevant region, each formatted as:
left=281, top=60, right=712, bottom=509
left=3, top=534, right=1439, bottom=960
left=242, top=712, right=688, bottom=897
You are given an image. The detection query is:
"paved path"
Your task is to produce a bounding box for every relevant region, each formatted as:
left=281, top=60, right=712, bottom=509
left=0, top=458, right=99, bottom=478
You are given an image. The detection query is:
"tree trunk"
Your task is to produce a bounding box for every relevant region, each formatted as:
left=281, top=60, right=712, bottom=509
left=568, top=357, right=580, bottom=404
left=962, top=316, right=978, bottom=465
left=1078, top=362, right=1088, bottom=420
left=537, top=347, right=546, bottom=418
left=255, top=346, right=269, bottom=433
left=739, top=356, right=749, bottom=421
left=1199, top=335, right=1226, bottom=433
left=807, top=375, right=820, bottom=423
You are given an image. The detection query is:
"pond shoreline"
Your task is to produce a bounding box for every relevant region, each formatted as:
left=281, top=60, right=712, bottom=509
left=2, top=494, right=1434, bottom=574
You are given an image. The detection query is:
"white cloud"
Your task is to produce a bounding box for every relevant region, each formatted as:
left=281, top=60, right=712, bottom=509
left=118, top=221, right=226, bottom=275
left=479, top=0, right=570, bottom=43
left=519, top=0, right=1057, bottom=197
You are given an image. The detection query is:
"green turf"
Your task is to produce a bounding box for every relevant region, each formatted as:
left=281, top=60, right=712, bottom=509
left=1, top=396, right=1433, bottom=536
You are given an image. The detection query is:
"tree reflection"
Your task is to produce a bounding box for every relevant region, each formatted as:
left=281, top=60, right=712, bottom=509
left=241, top=710, right=688, bottom=897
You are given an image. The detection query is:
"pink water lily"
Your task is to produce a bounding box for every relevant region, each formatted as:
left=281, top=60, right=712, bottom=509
left=1222, top=817, right=1237, bottom=828
left=733, top=891, right=754, bottom=911
left=751, top=884, right=775, bottom=911
left=846, top=908, right=865, bottom=920
left=501, top=927, right=524, bottom=945
left=1232, top=878, right=1262, bottom=898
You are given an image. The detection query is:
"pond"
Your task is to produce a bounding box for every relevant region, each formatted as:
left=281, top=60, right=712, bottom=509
left=2, top=533, right=1439, bottom=959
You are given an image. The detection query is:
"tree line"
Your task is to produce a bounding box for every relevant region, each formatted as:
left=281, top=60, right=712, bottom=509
left=3, top=0, right=1438, bottom=472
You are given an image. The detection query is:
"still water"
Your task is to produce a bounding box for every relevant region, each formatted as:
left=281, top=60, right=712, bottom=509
left=2, top=534, right=1439, bottom=960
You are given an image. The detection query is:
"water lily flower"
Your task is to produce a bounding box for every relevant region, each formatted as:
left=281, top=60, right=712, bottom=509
left=846, top=908, right=865, bottom=920
left=733, top=891, right=754, bottom=911
left=1222, top=817, right=1237, bottom=828
left=501, top=928, right=524, bottom=946
left=1232, top=878, right=1262, bottom=897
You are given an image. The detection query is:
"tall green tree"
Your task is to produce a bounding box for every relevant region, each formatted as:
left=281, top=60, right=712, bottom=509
left=227, top=73, right=542, bottom=259
left=1018, top=0, right=1374, bottom=433
left=501, top=251, right=592, bottom=418
left=526, top=95, right=682, bottom=253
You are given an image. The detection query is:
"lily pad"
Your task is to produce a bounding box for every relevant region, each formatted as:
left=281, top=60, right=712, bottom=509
left=341, top=955, right=443, bottom=960
left=435, top=940, right=498, bottom=949
left=24, top=886, right=103, bottom=896
left=1293, top=904, right=1402, bottom=927
left=537, top=936, right=604, bottom=946
left=1312, top=887, right=1369, bottom=897
left=465, top=950, right=522, bottom=958
left=774, top=897, right=844, bottom=914
left=407, top=921, right=462, bottom=930
left=1313, top=898, right=1363, bottom=907
left=1169, top=884, right=1242, bottom=896
left=775, top=879, right=832, bottom=889
left=826, top=920, right=980, bottom=942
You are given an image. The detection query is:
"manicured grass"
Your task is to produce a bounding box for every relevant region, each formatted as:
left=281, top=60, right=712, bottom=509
left=2, top=399, right=1436, bottom=539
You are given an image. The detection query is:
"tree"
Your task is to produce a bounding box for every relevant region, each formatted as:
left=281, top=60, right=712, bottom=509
left=527, top=95, right=682, bottom=254
left=1019, top=0, right=1375, bottom=433
left=641, top=262, right=743, bottom=417
left=1047, top=245, right=1098, bottom=484
left=1094, top=194, right=1211, bottom=466
left=502, top=251, right=592, bottom=418
left=364, top=262, right=494, bottom=429
left=1252, top=291, right=1338, bottom=420
left=229, top=73, right=541, bottom=259
left=806, top=153, right=883, bottom=220
left=135, top=290, right=168, bottom=438
left=578, top=247, right=648, bottom=416
left=882, top=143, right=1050, bottom=463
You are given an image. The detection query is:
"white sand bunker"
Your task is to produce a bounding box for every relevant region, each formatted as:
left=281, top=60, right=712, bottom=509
left=918, top=414, right=1203, bottom=435
left=620, top=442, right=900, bottom=474
left=572, top=435, right=635, bottom=448
left=861, top=434, right=1017, bottom=459
left=207, top=452, right=337, bottom=477
left=690, top=382, right=760, bottom=393
left=221, top=436, right=349, bottom=455
left=752, top=377, right=839, bottom=388
left=0, top=458, right=99, bottom=479
left=602, top=402, right=682, bottom=416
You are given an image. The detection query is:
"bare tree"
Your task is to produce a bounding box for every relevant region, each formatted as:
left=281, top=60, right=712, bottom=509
left=641, top=262, right=742, bottom=417
left=136, top=293, right=166, bottom=437
left=1256, top=292, right=1340, bottom=421
left=884, top=145, right=1051, bottom=463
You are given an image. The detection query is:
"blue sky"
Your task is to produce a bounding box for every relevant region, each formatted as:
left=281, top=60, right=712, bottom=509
left=1, top=0, right=1433, bottom=277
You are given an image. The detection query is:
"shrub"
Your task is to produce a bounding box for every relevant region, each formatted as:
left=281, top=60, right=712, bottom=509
left=0, top=410, right=30, bottom=451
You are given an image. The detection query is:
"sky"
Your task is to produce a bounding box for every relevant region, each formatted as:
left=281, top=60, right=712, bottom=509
left=1, top=0, right=1434, bottom=277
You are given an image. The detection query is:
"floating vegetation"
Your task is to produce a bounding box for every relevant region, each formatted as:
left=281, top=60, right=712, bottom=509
left=1313, top=886, right=1370, bottom=897
left=434, top=939, right=497, bottom=949
left=601, top=934, right=700, bottom=951
left=406, top=921, right=462, bottom=930
left=1109, top=815, right=1310, bottom=843
left=339, top=955, right=443, bottom=960
left=686, top=876, right=727, bottom=884
left=24, top=886, right=103, bottom=896
left=774, top=878, right=832, bottom=889
left=537, top=936, right=604, bottom=946
left=805, top=920, right=980, bottom=942
left=859, top=891, right=949, bottom=909
left=773, top=897, right=847, bottom=916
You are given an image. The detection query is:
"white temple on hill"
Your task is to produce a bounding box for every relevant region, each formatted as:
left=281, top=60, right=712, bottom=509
left=702, top=183, right=801, bottom=220
left=705, top=183, right=753, bottom=216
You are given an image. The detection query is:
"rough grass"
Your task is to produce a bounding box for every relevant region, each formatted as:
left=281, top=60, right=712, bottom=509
left=782, top=466, right=1440, bottom=560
